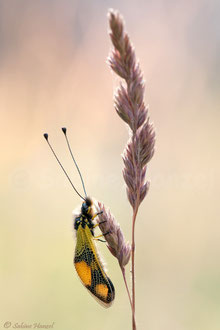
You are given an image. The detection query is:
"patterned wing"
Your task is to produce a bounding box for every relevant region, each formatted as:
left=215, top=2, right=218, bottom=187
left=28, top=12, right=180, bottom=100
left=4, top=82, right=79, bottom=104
left=74, top=224, right=115, bottom=307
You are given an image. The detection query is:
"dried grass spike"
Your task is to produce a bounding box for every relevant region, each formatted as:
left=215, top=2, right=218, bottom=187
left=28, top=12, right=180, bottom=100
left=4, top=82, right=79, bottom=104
left=96, top=201, right=131, bottom=268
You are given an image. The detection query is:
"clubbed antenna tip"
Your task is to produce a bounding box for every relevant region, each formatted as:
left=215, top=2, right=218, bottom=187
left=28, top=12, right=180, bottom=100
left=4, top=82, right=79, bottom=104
left=43, top=133, right=48, bottom=140
left=62, top=127, right=67, bottom=135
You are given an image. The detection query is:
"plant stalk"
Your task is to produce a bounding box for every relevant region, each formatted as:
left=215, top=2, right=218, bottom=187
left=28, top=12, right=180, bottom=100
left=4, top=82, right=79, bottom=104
left=121, top=266, right=132, bottom=309
left=131, top=205, right=139, bottom=330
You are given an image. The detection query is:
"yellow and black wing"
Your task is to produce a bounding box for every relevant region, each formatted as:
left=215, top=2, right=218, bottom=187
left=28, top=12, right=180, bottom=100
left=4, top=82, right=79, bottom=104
left=74, top=224, right=115, bottom=307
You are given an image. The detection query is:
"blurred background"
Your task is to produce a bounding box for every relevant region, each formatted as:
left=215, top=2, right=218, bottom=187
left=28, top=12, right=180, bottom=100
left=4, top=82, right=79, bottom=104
left=1, top=0, right=220, bottom=329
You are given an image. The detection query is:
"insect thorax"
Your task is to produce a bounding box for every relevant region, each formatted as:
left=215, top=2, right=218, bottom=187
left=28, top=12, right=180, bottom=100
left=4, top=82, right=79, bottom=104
left=74, top=197, right=94, bottom=233
left=74, top=215, right=93, bottom=229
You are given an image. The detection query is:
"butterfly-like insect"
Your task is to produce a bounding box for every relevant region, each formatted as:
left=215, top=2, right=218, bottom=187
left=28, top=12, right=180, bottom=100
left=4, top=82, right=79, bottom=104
left=44, top=128, right=115, bottom=307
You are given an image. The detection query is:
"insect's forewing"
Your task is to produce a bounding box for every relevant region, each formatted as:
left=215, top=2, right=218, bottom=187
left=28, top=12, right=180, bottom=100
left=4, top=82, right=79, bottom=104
left=74, top=224, right=115, bottom=307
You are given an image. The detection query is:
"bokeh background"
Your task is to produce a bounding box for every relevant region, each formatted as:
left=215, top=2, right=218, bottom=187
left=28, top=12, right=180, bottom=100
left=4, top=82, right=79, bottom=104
left=1, top=0, right=220, bottom=329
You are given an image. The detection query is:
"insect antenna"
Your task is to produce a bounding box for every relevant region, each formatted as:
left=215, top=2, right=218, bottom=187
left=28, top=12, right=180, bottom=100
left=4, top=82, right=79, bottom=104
left=43, top=133, right=86, bottom=201
left=61, top=127, right=87, bottom=198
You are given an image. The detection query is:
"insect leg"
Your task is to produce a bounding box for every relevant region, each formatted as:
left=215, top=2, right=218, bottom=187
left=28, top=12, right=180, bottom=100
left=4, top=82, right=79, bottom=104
left=93, top=238, right=106, bottom=243
left=93, top=230, right=111, bottom=243
left=93, top=220, right=107, bottom=229
left=94, top=233, right=105, bottom=239
left=94, top=232, right=110, bottom=238
left=91, top=211, right=103, bottom=220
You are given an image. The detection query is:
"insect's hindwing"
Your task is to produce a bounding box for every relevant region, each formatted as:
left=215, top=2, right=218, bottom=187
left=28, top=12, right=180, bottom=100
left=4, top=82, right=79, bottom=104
left=74, top=224, right=115, bottom=307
